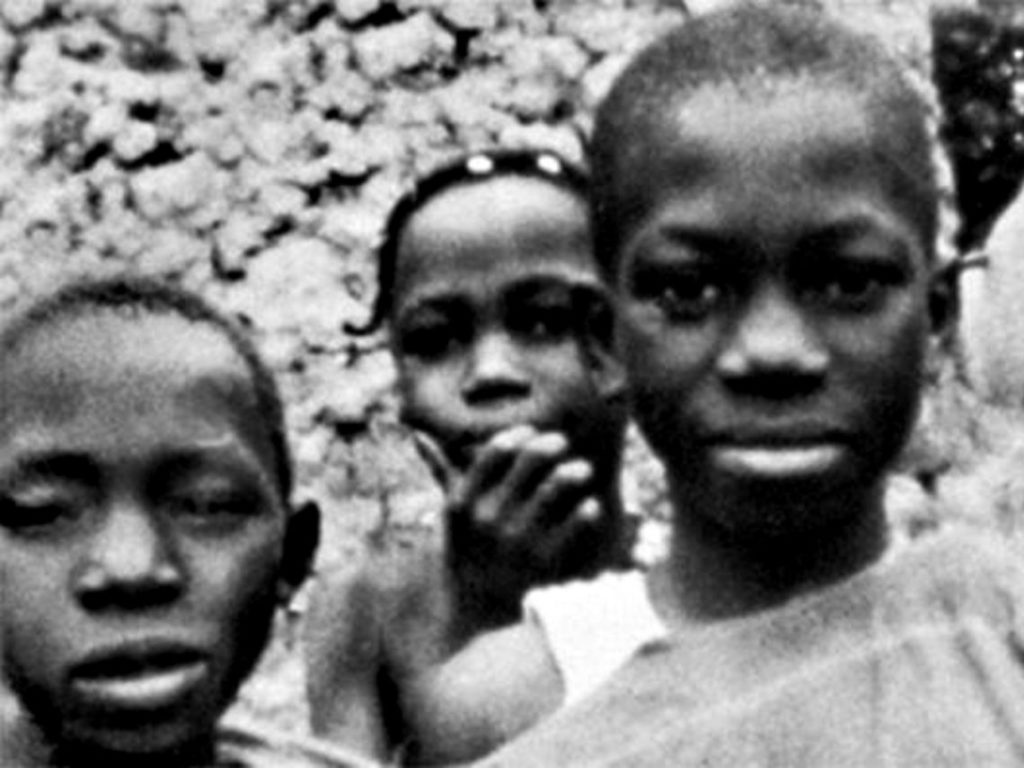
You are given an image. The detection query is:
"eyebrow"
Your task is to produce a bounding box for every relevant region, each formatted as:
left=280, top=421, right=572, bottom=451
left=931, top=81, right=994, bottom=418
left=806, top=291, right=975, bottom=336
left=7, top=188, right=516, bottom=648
left=503, top=274, right=603, bottom=301
left=1, top=452, right=101, bottom=486
left=0, top=443, right=270, bottom=487
left=154, top=448, right=269, bottom=486
left=395, top=294, right=472, bottom=324
left=653, top=208, right=918, bottom=253
left=644, top=225, right=741, bottom=263
left=797, top=217, right=918, bottom=263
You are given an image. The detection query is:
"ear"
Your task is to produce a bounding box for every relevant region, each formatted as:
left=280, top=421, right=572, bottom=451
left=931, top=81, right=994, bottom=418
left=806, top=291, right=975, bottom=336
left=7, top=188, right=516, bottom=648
left=928, top=260, right=959, bottom=338
left=577, top=288, right=627, bottom=404
left=278, top=500, right=320, bottom=602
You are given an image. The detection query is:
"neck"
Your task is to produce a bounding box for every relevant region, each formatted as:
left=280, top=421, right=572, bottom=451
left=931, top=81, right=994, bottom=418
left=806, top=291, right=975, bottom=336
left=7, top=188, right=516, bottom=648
left=586, top=478, right=632, bottom=573
left=52, top=741, right=216, bottom=768
left=3, top=709, right=51, bottom=768
left=650, top=477, right=889, bottom=627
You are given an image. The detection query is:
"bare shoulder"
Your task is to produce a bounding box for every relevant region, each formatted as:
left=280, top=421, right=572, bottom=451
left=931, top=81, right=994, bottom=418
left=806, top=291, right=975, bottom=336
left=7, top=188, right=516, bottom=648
left=304, top=534, right=452, bottom=682
left=443, top=619, right=563, bottom=712
left=303, top=535, right=449, bottom=757
left=403, top=619, right=564, bottom=764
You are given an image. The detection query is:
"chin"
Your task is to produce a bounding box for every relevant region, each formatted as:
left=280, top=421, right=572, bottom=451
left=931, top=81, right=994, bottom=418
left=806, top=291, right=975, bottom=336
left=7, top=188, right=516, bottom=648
left=720, top=484, right=876, bottom=545
left=59, top=718, right=212, bottom=764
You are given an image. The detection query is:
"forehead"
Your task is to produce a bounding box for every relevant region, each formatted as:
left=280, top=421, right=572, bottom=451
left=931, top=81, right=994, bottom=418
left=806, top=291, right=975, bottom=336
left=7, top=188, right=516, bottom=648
left=615, top=80, right=929, bottom=250
left=0, top=311, right=266, bottom=459
left=669, top=79, right=876, bottom=174
left=392, top=175, right=595, bottom=313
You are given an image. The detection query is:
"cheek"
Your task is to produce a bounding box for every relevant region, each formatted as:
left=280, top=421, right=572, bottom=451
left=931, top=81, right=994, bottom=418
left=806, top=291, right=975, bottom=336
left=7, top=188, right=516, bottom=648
left=862, top=315, right=928, bottom=422
left=837, top=306, right=928, bottom=399
left=397, top=365, right=462, bottom=431
left=618, top=315, right=712, bottom=401
left=0, top=550, right=76, bottom=688
left=186, top=527, right=284, bottom=635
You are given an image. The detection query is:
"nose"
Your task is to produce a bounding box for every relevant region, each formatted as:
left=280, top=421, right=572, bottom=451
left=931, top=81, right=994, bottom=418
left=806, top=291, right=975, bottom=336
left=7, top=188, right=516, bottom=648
left=73, top=501, right=184, bottom=613
left=717, top=286, right=828, bottom=399
left=461, top=331, right=532, bottom=407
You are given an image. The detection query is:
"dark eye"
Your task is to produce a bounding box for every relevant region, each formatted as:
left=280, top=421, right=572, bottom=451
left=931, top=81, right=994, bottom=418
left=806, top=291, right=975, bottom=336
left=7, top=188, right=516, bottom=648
left=513, top=303, right=573, bottom=342
left=657, top=280, right=723, bottom=321
left=397, top=319, right=465, bottom=361
left=636, top=267, right=725, bottom=322
left=167, top=490, right=254, bottom=522
left=630, top=256, right=727, bottom=323
left=805, top=264, right=905, bottom=312
left=0, top=490, right=83, bottom=534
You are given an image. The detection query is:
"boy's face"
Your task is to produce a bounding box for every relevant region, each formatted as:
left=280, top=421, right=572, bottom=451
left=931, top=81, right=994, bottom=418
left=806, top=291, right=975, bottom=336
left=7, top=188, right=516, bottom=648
left=391, top=175, right=624, bottom=473
left=0, top=312, right=299, bottom=759
left=612, top=82, right=934, bottom=538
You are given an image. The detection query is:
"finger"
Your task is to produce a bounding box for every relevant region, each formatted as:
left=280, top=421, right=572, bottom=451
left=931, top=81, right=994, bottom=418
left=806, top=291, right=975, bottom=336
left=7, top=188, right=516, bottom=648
left=577, top=496, right=602, bottom=523
left=458, top=425, right=538, bottom=506
left=530, top=497, right=604, bottom=567
left=412, top=430, right=455, bottom=490
left=503, top=458, right=593, bottom=539
left=479, top=431, right=571, bottom=524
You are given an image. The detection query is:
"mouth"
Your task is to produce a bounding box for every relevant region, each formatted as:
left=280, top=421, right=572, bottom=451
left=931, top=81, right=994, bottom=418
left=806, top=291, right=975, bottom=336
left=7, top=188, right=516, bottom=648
left=69, top=641, right=209, bottom=712
left=709, top=436, right=848, bottom=480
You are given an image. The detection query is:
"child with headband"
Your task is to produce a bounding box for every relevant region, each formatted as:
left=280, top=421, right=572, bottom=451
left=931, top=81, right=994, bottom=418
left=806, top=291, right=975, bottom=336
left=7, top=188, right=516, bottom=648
left=304, top=150, right=645, bottom=765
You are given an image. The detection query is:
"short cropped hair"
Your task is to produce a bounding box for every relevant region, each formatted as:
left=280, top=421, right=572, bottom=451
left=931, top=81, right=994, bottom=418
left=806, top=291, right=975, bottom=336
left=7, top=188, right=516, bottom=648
left=590, top=4, right=938, bottom=273
left=350, top=148, right=589, bottom=335
left=0, top=275, right=293, bottom=502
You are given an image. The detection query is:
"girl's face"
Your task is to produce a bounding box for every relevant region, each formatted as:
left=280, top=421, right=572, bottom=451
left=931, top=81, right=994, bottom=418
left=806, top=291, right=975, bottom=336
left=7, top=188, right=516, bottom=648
left=390, top=175, right=624, bottom=475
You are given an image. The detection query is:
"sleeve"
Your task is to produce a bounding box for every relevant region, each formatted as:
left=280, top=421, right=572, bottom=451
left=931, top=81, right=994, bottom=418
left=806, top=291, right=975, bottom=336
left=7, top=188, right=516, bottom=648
left=522, top=570, right=667, bottom=708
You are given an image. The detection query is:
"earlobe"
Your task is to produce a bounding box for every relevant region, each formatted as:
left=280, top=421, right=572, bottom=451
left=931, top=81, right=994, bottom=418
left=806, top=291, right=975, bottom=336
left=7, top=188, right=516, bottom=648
left=589, top=343, right=627, bottom=404
left=581, top=327, right=627, bottom=404
left=577, top=288, right=628, bottom=403
left=278, top=500, right=321, bottom=602
left=928, top=261, right=959, bottom=338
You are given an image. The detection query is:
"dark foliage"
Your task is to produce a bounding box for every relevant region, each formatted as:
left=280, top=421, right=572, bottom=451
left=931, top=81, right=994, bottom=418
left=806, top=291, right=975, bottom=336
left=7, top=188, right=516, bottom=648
left=934, top=9, right=1024, bottom=252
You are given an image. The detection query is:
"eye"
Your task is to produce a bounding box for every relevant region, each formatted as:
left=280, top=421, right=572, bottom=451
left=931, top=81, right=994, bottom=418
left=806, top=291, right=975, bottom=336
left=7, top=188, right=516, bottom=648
left=657, top=280, right=724, bottom=321
left=0, top=487, right=85, bottom=534
left=396, top=317, right=466, bottom=361
left=804, top=263, right=906, bottom=312
left=634, top=267, right=725, bottom=323
left=512, top=303, right=573, bottom=343
left=166, top=488, right=256, bottom=524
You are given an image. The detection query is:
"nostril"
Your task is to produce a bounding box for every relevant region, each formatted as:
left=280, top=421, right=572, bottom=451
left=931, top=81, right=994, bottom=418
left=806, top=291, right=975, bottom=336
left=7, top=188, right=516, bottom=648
left=75, top=555, right=184, bottom=613
left=725, top=369, right=825, bottom=401
left=77, top=574, right=183, bottom=613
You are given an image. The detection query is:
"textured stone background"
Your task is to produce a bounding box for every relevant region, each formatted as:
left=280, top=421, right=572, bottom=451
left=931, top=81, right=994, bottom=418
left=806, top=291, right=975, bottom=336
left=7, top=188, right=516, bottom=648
left=0, top=0, right=1015, bottom=738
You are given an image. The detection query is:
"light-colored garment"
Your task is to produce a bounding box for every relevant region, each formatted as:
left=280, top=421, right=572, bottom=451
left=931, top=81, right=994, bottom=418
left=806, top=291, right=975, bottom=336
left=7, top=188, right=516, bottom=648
left=484, top=529, right=1024, bottom=767
left=216, top=716, right=381, bottom=767
left=523, top=570, right=668, bottom=708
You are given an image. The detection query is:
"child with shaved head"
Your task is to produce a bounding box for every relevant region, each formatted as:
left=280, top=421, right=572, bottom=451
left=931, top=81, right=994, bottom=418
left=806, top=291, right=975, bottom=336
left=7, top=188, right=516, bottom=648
left=0, top=276, right=373, bottom=767
left=458, top=5, right=1024, bottom=765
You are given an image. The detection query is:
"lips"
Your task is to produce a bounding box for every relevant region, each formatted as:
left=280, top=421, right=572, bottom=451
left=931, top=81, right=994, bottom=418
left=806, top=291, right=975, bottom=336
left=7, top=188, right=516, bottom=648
left=706, top=431, right=850, bottom=480
left=69, top=641, right=209, bottom=712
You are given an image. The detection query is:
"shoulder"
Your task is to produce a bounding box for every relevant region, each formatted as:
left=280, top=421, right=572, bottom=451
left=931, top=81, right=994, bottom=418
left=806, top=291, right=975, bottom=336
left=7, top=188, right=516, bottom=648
left=408, top=618, right=563, bottom=761
left=305, top=536, right=445, bottom=658
left=888, top=526, right=1024, bottom=586
left=875, top=526, right=1024, bottom=629
left=217, top=717, right=381, bottom=768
